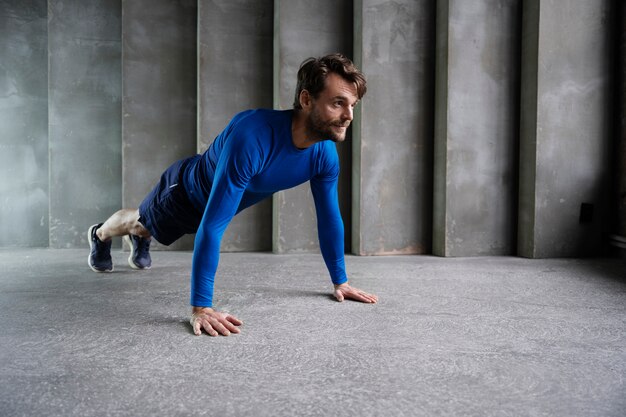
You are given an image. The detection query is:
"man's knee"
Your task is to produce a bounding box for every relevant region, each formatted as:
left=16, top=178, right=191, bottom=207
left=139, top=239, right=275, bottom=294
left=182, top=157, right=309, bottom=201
left=127, top=211, right=150, bottom=238
left=131, top=224, right=151, bottom=238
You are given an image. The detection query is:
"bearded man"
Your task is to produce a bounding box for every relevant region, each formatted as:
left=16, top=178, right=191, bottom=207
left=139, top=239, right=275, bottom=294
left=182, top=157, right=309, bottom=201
left=87, top=53, right=378, bottom=336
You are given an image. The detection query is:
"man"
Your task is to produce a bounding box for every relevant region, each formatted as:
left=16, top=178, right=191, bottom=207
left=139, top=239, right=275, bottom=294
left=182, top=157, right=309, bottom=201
left=88, top=53, right=378, bottom=336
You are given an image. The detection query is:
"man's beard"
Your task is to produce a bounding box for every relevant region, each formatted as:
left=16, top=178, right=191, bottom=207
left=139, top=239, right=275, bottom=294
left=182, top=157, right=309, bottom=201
left=306, top=107, right=350, bottom=143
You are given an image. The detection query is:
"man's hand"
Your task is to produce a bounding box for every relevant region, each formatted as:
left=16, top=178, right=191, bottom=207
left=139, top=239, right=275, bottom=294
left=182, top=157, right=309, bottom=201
left=334, top=283, right=378, bottom=304
left=190, top=307, right=243, bottom=336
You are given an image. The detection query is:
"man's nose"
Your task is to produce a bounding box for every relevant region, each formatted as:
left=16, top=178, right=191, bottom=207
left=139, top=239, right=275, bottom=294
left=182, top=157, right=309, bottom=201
left=343, top=105, right=353, bottom=122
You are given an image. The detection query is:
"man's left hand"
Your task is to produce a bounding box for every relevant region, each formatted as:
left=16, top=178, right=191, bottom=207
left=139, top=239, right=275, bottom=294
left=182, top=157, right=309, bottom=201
left=333, top=283, right=378, bottom=304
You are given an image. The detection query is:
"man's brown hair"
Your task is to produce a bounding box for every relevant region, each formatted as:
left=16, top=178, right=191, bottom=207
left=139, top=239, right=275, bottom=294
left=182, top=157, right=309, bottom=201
left=293, top=53, right=367, bottom=109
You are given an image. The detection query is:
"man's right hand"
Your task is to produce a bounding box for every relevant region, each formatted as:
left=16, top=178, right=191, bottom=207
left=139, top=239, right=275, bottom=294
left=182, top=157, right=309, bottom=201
left=190, top=307, right=243, bottom=336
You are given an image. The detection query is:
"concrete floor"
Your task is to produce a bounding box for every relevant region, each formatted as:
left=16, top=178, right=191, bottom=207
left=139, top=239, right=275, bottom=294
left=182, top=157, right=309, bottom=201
left=0, top=248, right=625, bottom=417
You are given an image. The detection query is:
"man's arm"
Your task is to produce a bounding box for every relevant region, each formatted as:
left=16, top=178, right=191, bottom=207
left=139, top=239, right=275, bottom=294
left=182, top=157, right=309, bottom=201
left=190, top=160, right=247, bottom=308
left=190, top=131, right=261, bottom=335
left=189, top=175, right=246, bottom=336
left=310, top=158, right=378, bottom=304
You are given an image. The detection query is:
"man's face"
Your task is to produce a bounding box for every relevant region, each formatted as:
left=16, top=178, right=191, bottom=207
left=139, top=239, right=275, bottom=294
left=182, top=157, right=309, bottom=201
left=305, top=73, right=359, bottom=143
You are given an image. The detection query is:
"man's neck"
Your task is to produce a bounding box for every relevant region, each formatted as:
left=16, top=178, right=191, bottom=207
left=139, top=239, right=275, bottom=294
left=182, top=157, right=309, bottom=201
left=291, top=109, right=316, bottom=149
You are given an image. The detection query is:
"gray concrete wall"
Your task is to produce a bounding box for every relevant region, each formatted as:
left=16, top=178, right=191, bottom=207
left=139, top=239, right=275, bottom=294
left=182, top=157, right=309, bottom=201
left=433, top=0, right=521, bottom=257
left=198, top=0, right=273, bottom=252
left=353, top=0, right=435, bottom=255
left=273, top=0, right=353, bottom=254
left=518, top=0, right=613, bottom=258
left=122, top=0, right=197, bottom=251
left=48, top=0, right=122, bottom=248
left=0, top=0, right=49, bottom=247
left=0, top=1, right=619, bottom=258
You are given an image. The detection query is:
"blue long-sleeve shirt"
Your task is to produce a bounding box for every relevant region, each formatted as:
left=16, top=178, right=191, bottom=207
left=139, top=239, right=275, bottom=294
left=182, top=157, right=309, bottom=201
left=182, top=109, right=348, bottom=307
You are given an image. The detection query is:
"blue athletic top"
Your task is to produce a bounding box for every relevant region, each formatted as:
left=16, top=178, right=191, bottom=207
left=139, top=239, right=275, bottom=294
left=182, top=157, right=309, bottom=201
left=182, top=109, right=348, bottom=307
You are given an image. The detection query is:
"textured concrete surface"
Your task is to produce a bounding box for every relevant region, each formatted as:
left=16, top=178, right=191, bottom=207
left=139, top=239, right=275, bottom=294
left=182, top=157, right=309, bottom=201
left=1, top=249, right=625, bottom=417
left=198, top=0, right=273, bottom=252
left=121, top=0, right=197, bottom=251
left=48, top=0, right=122, bottom=248
left=353, top=0, right=435, bottom=255
left=273, top=0, right=353, bottom=254
left=0, top=0, right=48, bottom=247
left=433, top=0, right=521, bottom=257
left=518, top=0, right=613, bottom=258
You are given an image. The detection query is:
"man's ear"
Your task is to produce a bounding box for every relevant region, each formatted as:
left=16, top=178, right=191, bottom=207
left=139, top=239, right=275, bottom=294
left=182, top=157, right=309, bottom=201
left=299, top=89, right=312, bottom=109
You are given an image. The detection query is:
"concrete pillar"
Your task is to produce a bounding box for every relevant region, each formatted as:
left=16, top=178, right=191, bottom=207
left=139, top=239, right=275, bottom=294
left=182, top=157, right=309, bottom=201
left=617, top=0, right=626, bottom=239
left=433, top=0, right=521, bottom=257
left=273, top=0, right=353, bottom=253
left=198, top=0, right=273, bottom=252
left=353, top=0, right=436, bottom=255
left=0, top=0, right=48, bottom=247
left=122, top=0, right=197, bottom=251
left=518, top=0, right=613, bottom=258
left=48, top=0, right=122, bottom=248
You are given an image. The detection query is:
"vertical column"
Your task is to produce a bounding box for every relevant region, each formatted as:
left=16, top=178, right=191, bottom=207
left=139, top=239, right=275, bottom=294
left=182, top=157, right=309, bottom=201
left=48, top=0, right=122, bottom=248
left=353, top=0, right=436, bottom=255
left=617, top=0, right=626, bottom=240
left=198, top=0, right=273, bottom=252
left=0, top=0, right=48, bottom=247
left=273, top=0, right=353, bottom=253
left=122, top=0, right=197, bottom=251
left=433, top=0, right=521, bottom=257
left=518, top=0, right=613, bottom=258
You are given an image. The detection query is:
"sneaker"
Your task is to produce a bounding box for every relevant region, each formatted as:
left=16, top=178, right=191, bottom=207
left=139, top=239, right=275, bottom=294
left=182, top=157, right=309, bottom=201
left=88, top=224, right=113, bottom=272
left=123, top=234, right=152, bottom=270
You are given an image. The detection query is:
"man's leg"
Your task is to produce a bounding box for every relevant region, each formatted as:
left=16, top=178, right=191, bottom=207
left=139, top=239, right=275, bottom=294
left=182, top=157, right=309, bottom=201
left=97, top=208, right=150, bottom=241
left=88, top=209, right=152, bottom=272
left=88, top=156, right=199, bottom=272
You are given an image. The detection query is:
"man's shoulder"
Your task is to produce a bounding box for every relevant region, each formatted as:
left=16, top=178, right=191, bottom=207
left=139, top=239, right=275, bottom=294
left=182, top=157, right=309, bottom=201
left=226, top=109, right=292, bottom=150
left=317, top=140, right=339, bottom=160
left=219, top=109, right=289, bottom=156
left=231, top=108, right=291, bottom=129
left=312, top=141, right=340, bottom=178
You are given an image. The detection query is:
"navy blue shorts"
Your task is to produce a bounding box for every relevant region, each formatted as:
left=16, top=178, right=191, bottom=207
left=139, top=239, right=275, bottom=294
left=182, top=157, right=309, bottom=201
left=138, top=157, right=203, bottom=246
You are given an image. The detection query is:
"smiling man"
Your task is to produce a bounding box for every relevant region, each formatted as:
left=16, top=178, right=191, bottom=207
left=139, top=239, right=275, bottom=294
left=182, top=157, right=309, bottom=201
left=87, top=53, right=378, bottom=336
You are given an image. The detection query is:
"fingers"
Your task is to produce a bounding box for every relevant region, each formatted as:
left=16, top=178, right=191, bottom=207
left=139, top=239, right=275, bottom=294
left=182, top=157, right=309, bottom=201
left=347, top=290, right=376, bottom=303
left=364, top=292, right=378, bottom=303
left=193, top=319, right=202, bottom=336
left=191, top=315, right=219, bottom=336
left=356, top=290, right=378, bottom=303
left=220, top=315, right=241, bottom=334
left=337, top=286, right=379, bottom=304
left=192, top=312, right=243, bottom=336
left=225, top=314, right=243, bottom=326
left=206, top=318, right=230, bottom=336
